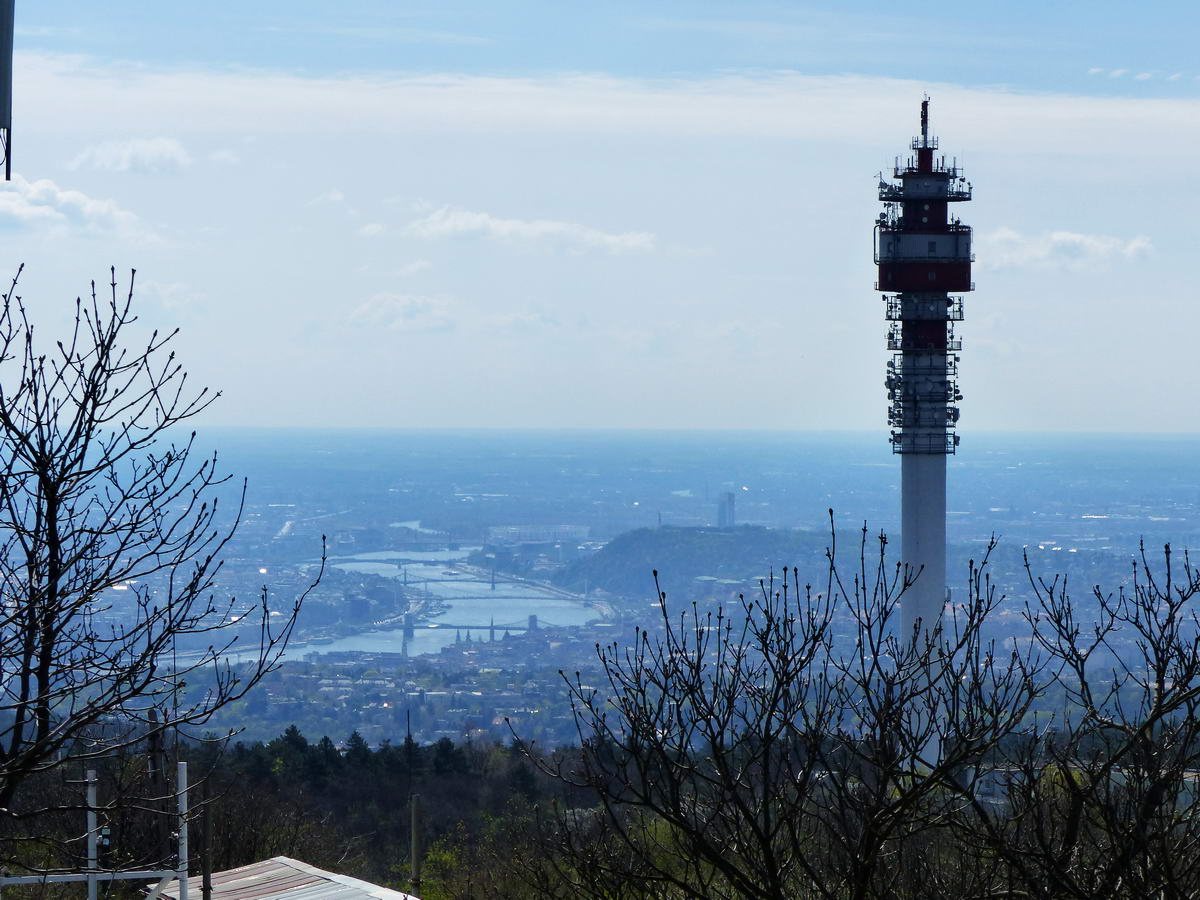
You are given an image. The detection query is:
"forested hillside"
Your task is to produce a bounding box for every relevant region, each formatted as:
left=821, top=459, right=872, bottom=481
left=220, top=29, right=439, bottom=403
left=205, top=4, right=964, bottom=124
left=555, top=525, right=838, bottom=602
left=0, top=729, right=565, bottom=899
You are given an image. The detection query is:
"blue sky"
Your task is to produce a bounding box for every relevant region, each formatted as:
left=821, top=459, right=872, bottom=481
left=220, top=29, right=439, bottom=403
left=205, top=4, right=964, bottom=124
left=1, top=2, right=1195, bottom=431
left=22, top=1, right=1200, bottom=90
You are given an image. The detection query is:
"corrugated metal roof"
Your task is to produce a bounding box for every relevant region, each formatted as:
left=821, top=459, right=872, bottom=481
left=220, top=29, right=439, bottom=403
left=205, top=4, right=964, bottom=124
left=150, top=857, right=419, bottom=900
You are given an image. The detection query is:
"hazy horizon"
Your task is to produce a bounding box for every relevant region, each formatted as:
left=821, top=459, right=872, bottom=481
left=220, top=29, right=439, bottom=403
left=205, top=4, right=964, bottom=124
left=194, top=425, right=1200, bottom=437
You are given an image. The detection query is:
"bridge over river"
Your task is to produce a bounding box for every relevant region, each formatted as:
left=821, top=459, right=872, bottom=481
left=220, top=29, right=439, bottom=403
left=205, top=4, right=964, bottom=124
left=317, top=557, right=601, bottom=658
left=369, top=612, right=552, bottom=634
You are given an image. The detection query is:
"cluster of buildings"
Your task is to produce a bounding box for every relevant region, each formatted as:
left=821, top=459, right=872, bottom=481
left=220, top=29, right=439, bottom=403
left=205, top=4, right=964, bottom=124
left=216, top=622, right=626, bottom=748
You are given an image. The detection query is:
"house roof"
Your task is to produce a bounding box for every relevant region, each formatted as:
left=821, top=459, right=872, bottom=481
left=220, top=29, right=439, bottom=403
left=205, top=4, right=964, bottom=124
left=150, top=856, right=419, bottom=900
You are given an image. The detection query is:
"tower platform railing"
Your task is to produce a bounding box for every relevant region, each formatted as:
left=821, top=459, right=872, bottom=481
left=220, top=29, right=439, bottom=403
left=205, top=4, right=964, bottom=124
left=877, top=220, right=972, bottom=235
left=890, top=355, right=959, bottom=376
left=887, top=386, right=961, bottom=404
left=890, top=432, right=959, bottom=454
left=878, top=285, right=969, bottom=300
left=884, top=296, right=964, bottom=321
left=895, top=159, right=962, bottom=179
left=888, top=406, right=959, bottom=428
left=887, top=327, right=961, bottom=351
left=879, top=182, right=972, bottom=202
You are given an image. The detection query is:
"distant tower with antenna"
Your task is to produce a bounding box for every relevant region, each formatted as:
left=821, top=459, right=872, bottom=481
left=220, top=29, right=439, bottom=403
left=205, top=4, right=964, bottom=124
left=876, top=98, right=973, bottom=635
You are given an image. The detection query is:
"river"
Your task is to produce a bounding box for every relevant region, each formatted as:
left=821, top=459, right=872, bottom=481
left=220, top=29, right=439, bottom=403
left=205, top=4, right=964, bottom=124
left=298, top=549, right=598, bottom=658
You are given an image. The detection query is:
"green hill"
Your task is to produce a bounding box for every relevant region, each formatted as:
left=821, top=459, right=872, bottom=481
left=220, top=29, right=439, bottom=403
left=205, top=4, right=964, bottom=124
left=556, top=525, right=845, bottom=605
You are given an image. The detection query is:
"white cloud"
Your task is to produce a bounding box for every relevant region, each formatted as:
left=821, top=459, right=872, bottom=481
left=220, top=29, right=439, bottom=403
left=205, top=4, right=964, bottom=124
left=405, top=206, right=655, bottom=252
left=1087, top=67, right=1105, bottom=75
left=306, top=188, right=359, bottom=217
left=0, top=175, right=156, bottom=242
left=979, top=227, right=1151, bottom=270
left=1134, top=72, right=1152, bottom=81
left=68, top=137, right=193, bottom=173
left=487, top=309, right=561, bottom=334
left=18, top=53, right=1200, bottom=164
left=1168, top=72, right=1183, bottom=81
left=11, top=54, right=1200, bottom=432
left=308, top=189, right=347, bottom=206
left=397, top=260, right=431, bottom=275
left=357, top=222, right=385, bottom=237
left=139, top=279, right=201, bottom=311
left=347, top=292, right=455, bottom=332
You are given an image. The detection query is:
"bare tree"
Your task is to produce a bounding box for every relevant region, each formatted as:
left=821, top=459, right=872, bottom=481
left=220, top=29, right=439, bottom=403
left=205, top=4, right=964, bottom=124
left=509, top=508, right=1200, bottom=900
left=959, top=542, right=1200, bottom=899
left=528, top=517, right=1041, bottom=900
left=0, top=267, right=318, bottom=839
left=806, top=528, right=1039, bottom=900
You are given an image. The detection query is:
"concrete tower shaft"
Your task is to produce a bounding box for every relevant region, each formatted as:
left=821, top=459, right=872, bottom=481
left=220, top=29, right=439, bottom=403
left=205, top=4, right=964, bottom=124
left=875, top=99, right=974, bottom=636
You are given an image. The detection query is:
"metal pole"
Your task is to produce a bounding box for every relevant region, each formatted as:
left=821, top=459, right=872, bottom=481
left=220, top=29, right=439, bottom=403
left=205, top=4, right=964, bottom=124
left=409, top=793, right=422, bottom=895
left=201, top=778, right=212, bottom=900
left=86, top=771, right=97, bottom=900
left=177, top=762, right=189, bottom=900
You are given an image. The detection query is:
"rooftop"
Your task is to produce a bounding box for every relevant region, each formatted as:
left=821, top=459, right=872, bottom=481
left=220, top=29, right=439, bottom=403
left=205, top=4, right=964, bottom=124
left=150, top=857, right=418, bottom=900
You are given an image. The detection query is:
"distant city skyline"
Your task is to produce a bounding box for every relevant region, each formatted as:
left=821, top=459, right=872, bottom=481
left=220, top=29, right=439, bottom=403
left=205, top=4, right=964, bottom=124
left=3, top=1, right=1194, bottom=432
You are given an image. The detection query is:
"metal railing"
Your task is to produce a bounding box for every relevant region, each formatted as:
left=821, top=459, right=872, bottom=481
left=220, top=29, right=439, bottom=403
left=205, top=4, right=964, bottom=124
left=887, top=327, right=961, bottom=351
left=889, top=405, right=960, bottom=428
left=879, top=182, right=972, bottom=202
left=0, top=765, right=191, bottom=900
left=877, top=221, right=971, bottom=234
left=894, top=163, right=962, bottom=180
left=883, top=296, right=965, bottom=321
left=890, top=432, right=960, bottom=455
left=890, top=355, right=959, bottom=377
left=887, top=387, right=961, bottom=404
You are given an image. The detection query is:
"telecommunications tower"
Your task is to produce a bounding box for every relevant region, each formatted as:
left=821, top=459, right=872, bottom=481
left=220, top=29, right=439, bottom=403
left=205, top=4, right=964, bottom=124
left=875, top=98, right=973, bottom=636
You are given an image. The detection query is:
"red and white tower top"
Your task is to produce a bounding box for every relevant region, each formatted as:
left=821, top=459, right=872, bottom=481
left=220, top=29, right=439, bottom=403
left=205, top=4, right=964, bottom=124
left=876, top=97, right=973, bottom=454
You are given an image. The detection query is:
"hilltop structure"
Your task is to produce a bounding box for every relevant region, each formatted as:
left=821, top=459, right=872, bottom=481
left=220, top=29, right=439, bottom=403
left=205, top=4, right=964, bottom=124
left=876, top=99, right=973, bottom=635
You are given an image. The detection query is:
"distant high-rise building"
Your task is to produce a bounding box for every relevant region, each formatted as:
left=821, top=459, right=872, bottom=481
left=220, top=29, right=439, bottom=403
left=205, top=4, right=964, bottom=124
left=717, top=492, right=736, bottom=529
left=875, top=98, right=973, bottom=636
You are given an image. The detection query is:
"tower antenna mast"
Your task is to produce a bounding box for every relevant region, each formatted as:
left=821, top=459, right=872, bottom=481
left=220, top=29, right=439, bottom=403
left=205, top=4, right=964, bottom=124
left=875, top=98, right=974, bottom=636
